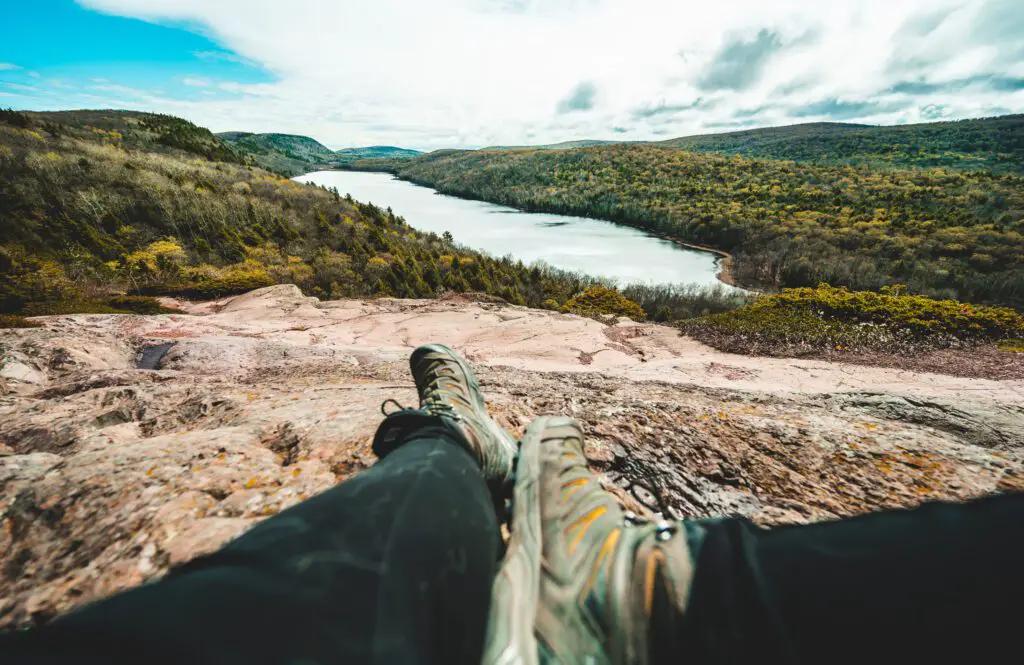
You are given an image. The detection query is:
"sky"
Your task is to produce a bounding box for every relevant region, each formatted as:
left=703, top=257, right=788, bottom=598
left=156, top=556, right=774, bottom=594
left=1, top=0, right=1022, bottom=151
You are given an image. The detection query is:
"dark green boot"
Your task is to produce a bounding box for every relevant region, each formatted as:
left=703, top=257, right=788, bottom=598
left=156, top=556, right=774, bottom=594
left=484, top=416, right=703, bottom=665
left=375, top=344, right=518, bottom=496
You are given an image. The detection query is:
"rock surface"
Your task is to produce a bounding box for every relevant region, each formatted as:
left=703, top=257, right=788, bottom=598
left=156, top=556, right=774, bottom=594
left=1, top=285, right=1021, bottom=627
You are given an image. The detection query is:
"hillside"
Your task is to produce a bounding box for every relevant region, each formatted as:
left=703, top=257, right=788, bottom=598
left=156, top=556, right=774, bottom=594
left=482, top=139, right=622, bottom=151
left=376, top=144, right=1024, bottom=307
left=335, top=146, right=422, bottom=160
left=0, top=108, right=635, bottom=318
left=468, top=116, right=1024, bottom=174
left=1, top=284, right=1020, bottom=627
left=23, top=109, right=244, bottom=165
left=654, top=116, right=1024, bottom=174
left=216, top=131, right=336, bottom=176
left=465, top=116, right=1024, bottom=173
left=217, top=132, right=422, bottom=176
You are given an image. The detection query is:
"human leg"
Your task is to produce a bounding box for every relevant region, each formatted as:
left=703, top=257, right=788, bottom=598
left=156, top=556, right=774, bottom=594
left=3, top=344, right=519, bottom=665
left=681, top=492, right=1024, bottom=664
left=486, top=415, right=1024, bottom=665
left=2, top=423, right=500, bottom=665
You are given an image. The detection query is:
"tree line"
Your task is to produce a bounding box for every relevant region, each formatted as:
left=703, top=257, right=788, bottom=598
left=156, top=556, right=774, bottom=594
left=375, top=144, right=1023, bottom=308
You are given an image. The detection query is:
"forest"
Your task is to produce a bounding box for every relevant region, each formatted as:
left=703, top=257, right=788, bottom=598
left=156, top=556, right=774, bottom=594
left=1, top=109, right=679, bottom=320
left=369, top=142, right=1024, bottom=308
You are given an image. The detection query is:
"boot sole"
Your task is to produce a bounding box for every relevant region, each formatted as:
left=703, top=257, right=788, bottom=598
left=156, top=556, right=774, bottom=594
left=483, top=416, right=583, bottom=665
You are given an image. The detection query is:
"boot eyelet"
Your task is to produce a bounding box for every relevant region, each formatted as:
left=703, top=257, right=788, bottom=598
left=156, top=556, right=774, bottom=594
left=623, top=511, right=645, bottom=526
left=655, top=521, right=675, bottom=541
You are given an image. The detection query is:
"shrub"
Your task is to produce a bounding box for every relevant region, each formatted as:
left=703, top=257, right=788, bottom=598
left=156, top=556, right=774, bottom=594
left=561, top=285, right=647, bottom=321
left=105, top=295, right=180, bottom=314
left=621, top=282, right=754, bottom=321
left=681, top=284, right=1024, bottom=356
left=765, top=284, right=1023, bottom=340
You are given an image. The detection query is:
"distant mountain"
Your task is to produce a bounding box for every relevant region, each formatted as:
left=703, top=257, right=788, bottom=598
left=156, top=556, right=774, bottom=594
left=217, top=133, right=422, bottom=175
left=482, top=139, right=623, bottom=151
left=216, top=132, right=336, bottom=176
left=652, top=116, right=1024, bottom=173
left=335, top=146, right=422, bottom=160
left=476, top=116, right=1024, bottom=173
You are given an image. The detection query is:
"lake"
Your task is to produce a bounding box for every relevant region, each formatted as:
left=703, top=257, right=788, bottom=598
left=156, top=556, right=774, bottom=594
left=297, top=170, right=725, bottom=287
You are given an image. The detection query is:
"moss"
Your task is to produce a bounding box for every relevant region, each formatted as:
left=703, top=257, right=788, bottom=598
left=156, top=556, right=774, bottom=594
left=21, top=301, right=127, bottom=316
left=998, top=339, right=1024, bottom=353
left=0, top=315, right=42, bottom=329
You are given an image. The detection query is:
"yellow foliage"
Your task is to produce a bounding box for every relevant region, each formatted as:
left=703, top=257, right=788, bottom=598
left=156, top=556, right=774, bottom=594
left=123, top=238, right=186, bottom=273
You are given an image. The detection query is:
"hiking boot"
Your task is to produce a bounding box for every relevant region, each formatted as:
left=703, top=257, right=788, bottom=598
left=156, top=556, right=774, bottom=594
left=483, top=416, right=703, bottom=665
left=374, top=344, right=518, bottom=494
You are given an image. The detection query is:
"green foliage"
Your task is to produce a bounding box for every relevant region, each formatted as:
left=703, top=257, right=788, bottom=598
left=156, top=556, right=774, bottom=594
left=0, top=315, right=41, bottom=329
left=390, top=143, right=1024, bottom=307
left=681, top=284, right=1024, bottom=357
left=561, top=285, right=647, bottom=321
left=0, top=108, right=32, bottom=129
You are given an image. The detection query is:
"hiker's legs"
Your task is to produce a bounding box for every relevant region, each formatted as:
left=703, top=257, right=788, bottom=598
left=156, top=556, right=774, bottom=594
left=682, top=493, right=1024, bottom=664
left=3, top=420, right=500, bottom=665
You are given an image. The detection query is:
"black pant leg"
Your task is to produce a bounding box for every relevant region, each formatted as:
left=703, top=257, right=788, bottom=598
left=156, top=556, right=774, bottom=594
left=1, top=425, right=500, bottom=665
left=680, top=493, right=1024, bottom=664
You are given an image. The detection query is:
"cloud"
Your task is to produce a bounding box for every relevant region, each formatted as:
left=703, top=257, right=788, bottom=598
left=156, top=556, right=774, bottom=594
left=791, top=98, right=912, bottom=121
left=632, top=98, right=710, bottom=120
left=0, top=63, right=20, bottom=71
left=697, top=29, right=783, bottom=92
left=920, top=103, right=951, bottom=119
left=29, top=0, right=1020, bottom=149
left=557, top=82, right=598, bottom=113
left=889, top=75, right=1024, bottom=95
left=971, top=0, right=1024, bottom=45
left=1, top=82, right=42, bottom=93
left=181, top=76, right=212, bottom=87
left=899, top=8, right=955, bottom=37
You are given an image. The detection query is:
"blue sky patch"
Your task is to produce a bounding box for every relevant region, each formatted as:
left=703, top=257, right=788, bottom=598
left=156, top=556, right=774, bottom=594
left=0, top=0, right=272, bottom=109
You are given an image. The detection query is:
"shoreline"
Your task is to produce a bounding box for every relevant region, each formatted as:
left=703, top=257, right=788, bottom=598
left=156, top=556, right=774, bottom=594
left=654, top=235, right=738, bottom=288
left=308, top=168, right=743, bottom=290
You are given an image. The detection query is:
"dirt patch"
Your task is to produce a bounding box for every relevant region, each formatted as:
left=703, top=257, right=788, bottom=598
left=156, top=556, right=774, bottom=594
left=805, top=345, right=1024, bottom=381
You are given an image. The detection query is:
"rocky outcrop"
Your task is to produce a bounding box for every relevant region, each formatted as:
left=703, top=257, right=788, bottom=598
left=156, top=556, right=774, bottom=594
left=1, top=285, right=1021, bottom=627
